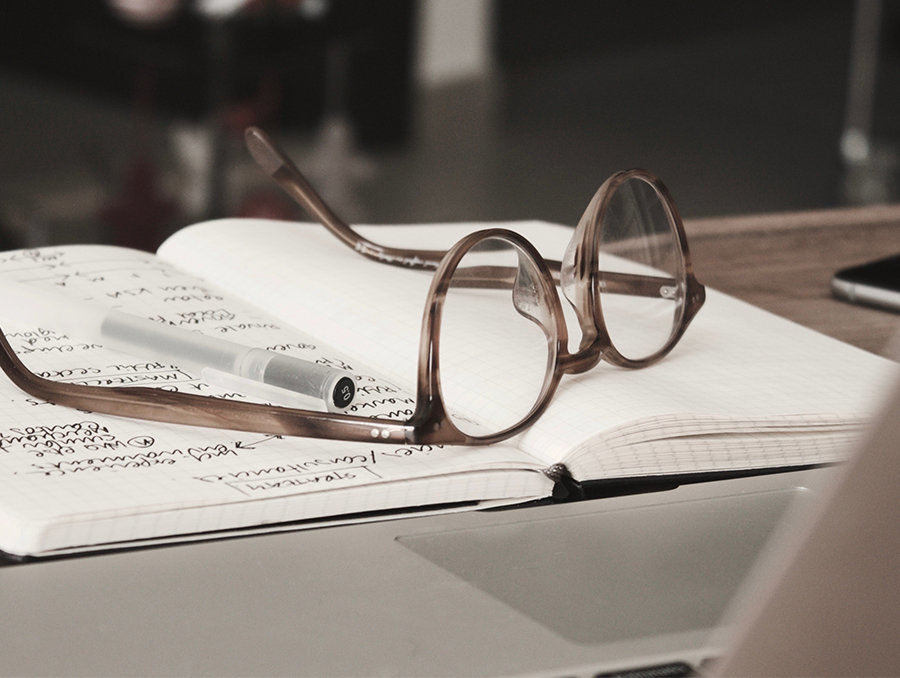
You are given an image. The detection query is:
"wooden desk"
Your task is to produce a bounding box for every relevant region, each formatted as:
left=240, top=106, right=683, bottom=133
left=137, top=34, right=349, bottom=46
left=685, top=205, right=899, bottom=359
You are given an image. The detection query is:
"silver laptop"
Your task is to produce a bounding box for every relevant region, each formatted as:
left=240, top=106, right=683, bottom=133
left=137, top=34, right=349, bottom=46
left=1, top=379, right=896, bottom=676
left=712, top=370, right=900, bottom=677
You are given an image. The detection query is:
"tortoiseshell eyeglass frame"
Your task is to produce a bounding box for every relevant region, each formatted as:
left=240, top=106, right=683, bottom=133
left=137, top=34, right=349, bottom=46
left=0, top=128, right=705, bottom=447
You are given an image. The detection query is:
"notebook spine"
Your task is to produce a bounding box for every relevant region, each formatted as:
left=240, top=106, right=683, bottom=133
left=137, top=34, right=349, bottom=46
left=543, top=463, right=584, bottom=501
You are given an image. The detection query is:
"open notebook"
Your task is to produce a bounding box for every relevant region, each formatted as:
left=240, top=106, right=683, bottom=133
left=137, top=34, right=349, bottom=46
left=0, top=219, right=892, bottom=557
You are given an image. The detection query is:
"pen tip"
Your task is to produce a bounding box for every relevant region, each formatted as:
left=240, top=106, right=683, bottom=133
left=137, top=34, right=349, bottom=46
left=244, top=126, right=285, bottom=177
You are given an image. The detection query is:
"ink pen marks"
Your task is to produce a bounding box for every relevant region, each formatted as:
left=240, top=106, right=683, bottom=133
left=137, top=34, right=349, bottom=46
left=7, top=327, right=69, bottom=344
left=27, top=443, right=239, bottom=476
left=159, top=284, right=224, bottom=303
left=0, top=421, right=117, bottom=458
left=265, top=342, right=317, bottom=353
left=45, top=367, right=195, bottom=388
left=24, top=398, right=56, bottom=408
left=346, top=393, right=416, bottom=421
left=227, top=467, right=377, bottom=495
left=10, top=328, right=103, bottom=356
left=355, top=384, right=400, bottom=396
left=24, top=269, right=114, bottom=287
left=196, top=452, right=377, bottom=482
left=315, top=356, right=354, bottom=371
left=375, top=408, right=414, bottom=420
left=215, top=392, right=248, bottom=400
left=17, top=342, right=104, bottom=355
left=149, top=308, right=235, bottom=327
left=184, top=443, right=239, bottom=463
left=159, top=284, right=211, bottom=292
left=347, top=397, right=414, bottom=414
left=195, top=453, right=381, bottom=496
left=0, top=249, right=65, bottom=268
left=104, top=361, right=169, bottom=373
left=105, top=287, right=153, bottom=299
left=162, top=292, right=224, bottom=304
left=379, top=444, right=444, bottom=459
left=215, top=321, right=280, bottom=334
left=233, top=435, right=283, bottom=450
left=38, top=366, right=102, bottom=380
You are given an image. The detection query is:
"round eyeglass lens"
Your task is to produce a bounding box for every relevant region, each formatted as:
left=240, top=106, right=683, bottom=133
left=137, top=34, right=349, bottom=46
left=596, top=176, right=685, bottom=360
left=438, top=236, right=555, bottom=437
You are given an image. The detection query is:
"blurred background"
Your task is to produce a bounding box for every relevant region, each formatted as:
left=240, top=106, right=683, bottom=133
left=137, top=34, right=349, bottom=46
left=0, top=0, right=897, bottom=252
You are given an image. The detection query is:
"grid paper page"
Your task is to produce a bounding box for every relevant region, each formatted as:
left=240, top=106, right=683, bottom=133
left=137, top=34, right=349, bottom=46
left=159, top=219, right=896, bottom=478
left=0, top=246, right=548, bottom=555
left=160, top=220, right=579, bottom=428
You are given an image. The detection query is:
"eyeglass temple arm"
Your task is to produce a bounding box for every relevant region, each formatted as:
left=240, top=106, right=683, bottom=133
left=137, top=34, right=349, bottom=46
left=245, top=127, right=671, bottom=299
left=442, top=263, right=676, bottom=299
left=246, top=127, right=445, bottom=271
left=0, top=327, right=411, bottom=443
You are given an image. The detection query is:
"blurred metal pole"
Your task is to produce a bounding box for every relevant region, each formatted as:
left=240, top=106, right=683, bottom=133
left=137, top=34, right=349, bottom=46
left=205, top=16, right=232, bottom=219
left=840, top=0, right=882, bottom=165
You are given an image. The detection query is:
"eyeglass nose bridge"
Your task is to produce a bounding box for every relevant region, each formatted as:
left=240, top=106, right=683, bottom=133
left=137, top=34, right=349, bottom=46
left=560, top=222, right=605, bottom=353
left=557, top=343, right=604, bottom=375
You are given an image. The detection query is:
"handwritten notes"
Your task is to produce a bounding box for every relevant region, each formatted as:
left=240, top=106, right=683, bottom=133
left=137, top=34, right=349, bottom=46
left=0, top=245, right=544, bottom=555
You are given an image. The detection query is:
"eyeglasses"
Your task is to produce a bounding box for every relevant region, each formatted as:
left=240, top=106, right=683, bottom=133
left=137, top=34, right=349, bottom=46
left=0, top=128, right=705, bottom=446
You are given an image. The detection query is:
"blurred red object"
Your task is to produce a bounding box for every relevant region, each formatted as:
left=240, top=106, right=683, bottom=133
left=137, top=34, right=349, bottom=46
left=235, top=188, right=298, bottom=220
left=100, top=158, right=179, bottom=251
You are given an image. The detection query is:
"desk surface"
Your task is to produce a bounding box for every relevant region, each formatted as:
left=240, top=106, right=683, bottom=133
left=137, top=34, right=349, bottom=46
left=685, top=204, right=899, bottom=359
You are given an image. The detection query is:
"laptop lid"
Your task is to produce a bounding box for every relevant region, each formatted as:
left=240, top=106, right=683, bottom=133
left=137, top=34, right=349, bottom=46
left=713, top=367, right=900, bottom=677
left=0, top=473, right=825, bottom=676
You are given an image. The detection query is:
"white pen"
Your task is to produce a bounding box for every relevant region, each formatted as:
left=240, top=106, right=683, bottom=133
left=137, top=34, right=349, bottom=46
left=0, top=280, right=355, bottom=411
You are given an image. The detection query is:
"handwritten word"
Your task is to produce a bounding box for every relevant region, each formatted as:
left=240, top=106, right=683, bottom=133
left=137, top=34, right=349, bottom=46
left=105, top=287, right=152, bottom=299
left=38, top=366, right=101, bottom=380
left=163, top=293, right=224, bottom=303
left=215, top=322, right=280, bottom=334
left=377, top=408, right=415, bottom=419
left=355, top=384, right=400, bottom=396
left=380, top=444, right=444, bottom=458
left=159, top=284, right=214, bottom=293
left=72, top=369, right=193, bottom=387
left=265, top=342, right=316, bottom=353
left=238, top=469, right=359, bottom=494
left=17, top=342, right=103, bottom=355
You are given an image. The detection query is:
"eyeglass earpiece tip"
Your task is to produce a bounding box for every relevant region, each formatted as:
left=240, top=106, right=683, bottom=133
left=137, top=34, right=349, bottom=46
left=244, top=126, right=284, bottom=177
